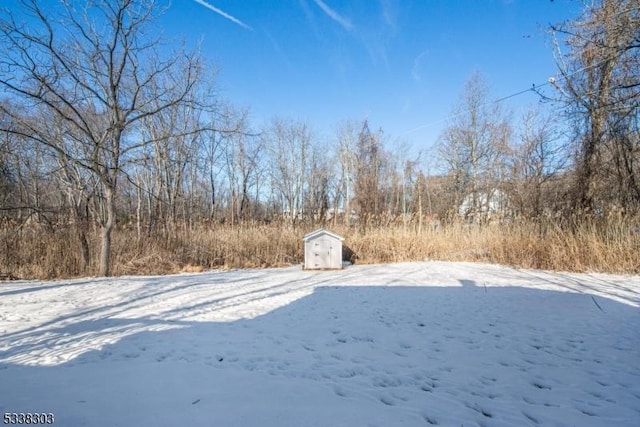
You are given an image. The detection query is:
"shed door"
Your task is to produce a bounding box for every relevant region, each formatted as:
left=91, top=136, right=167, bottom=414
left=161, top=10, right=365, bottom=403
left=313, top=237, right=334, bottom=268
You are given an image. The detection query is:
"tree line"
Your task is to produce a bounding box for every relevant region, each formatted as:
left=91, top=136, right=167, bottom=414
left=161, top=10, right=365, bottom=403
left=1, top=0, right=638, bottom=276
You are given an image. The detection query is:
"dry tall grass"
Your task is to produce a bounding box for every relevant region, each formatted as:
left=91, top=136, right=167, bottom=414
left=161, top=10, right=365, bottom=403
left=1, top=217, right=638, bottom=280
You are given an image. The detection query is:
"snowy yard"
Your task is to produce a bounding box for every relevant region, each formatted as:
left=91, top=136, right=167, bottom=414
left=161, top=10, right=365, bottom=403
left=1, top=261, right=639, bottom=426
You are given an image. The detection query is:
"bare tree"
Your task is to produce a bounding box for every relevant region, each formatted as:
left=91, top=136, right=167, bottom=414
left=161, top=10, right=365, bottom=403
left=0, top=0, right=203, bottom=275
left=550, top=0, right=640, bottom=213
left=510, top=107, right=567, bottom=219
left=438, top=71, right=512, bottom=222
left=305, top=142, right=331, bottom=224
left=0, top=106, right=62, bottom=226
left=0, top=109, right=18, bottom=217
left=353, top=120, right=387, bottom=227
left=138, top=81, right=214, bottom=234
left=333, top=120, right=359, bottom=226
left=222, top=109, right=262, bottom=225
left=605, top=109, right=640, bottom=208
left=265, top=117, right=312, bottom=225
left=54, top=153, right=97, bottom=271
left=385, top=141, right=420, bottom=227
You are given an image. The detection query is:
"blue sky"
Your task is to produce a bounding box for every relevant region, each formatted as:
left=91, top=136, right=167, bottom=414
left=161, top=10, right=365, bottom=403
left=3, top=0, right=585, bottom=156
left=161, top=1, right=583, bottom=155
left=161, top=0, right=582, bottom=155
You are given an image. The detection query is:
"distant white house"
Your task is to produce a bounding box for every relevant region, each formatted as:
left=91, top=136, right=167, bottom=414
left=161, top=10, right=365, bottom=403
left=458, top=189, right=510, bottom=221
left=303, top=229, right=344, bottom=270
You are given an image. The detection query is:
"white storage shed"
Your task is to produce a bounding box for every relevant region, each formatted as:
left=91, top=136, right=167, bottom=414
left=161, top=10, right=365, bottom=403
left=303, top=229, right=344, bottom=270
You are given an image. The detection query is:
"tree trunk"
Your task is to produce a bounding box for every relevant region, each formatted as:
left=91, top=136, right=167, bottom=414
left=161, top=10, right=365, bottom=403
left=99, top=185, right=116, bottom=277
left=578, top=114, right=603, bottom=212
left=71, top=196, right=91, bottom=273
left=77, top=225, right=90, bottom=272
left=136, top=180, right=142, bottom=243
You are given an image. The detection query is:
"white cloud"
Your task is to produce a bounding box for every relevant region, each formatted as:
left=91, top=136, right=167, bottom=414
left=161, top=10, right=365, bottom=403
left=411, top=50, right=429, bottom=83
left=312, top=0, right=353, bottom=31
left=192, top=0, right=253, bottom=31
left=379, top=0, right=397, bottom=30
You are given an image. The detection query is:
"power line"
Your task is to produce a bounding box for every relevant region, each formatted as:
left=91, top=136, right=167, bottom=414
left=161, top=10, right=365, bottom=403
left=403, top=57, right=612, bottom=137
left=401, top=84, right=544, bottom=136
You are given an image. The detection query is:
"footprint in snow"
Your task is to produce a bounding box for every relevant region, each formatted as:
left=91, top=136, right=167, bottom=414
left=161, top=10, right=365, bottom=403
left=333, top=386, right=348, bottom=398
left=420, top=381, right=436, bottom=392
left=588, top=390, right=616, bottom=403
left=372, top=375, right=402, bottom=388
left=379, top=395, right=395, bottom=406
left=422, top=413, right=438, bottom=425
left=522, top=411, right=539, bottom=425
left=464, top=401, right=493, bottom=418
left=531, top=381, right=552, bottom=390
left=481, top=375, right=497, bottom=383
left=391, top=390, right=410, bottom=402
left=578, top=407, right=598, bottom=417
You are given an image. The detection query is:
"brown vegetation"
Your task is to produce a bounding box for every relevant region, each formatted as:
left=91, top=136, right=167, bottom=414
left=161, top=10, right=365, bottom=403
left=1, top=0, right=638, bottom=280
left=2, top=216, right=638, bottom=280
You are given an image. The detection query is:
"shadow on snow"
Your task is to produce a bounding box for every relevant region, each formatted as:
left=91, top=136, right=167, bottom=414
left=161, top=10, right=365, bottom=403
left=1, top=276, right=639, bottom=426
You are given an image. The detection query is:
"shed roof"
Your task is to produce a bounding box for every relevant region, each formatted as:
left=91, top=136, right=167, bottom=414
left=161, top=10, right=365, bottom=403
left=303, top=228, right=344, bottom=242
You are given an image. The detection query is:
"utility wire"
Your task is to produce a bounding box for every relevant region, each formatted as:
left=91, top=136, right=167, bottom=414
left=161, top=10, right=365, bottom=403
left=403, top=57, right=613, bottom=136
left=401, top=83, right=545, bottom=136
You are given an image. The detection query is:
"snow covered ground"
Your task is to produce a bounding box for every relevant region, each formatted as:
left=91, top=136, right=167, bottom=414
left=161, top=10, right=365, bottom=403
left=1, top=261, right=639, bottom=426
